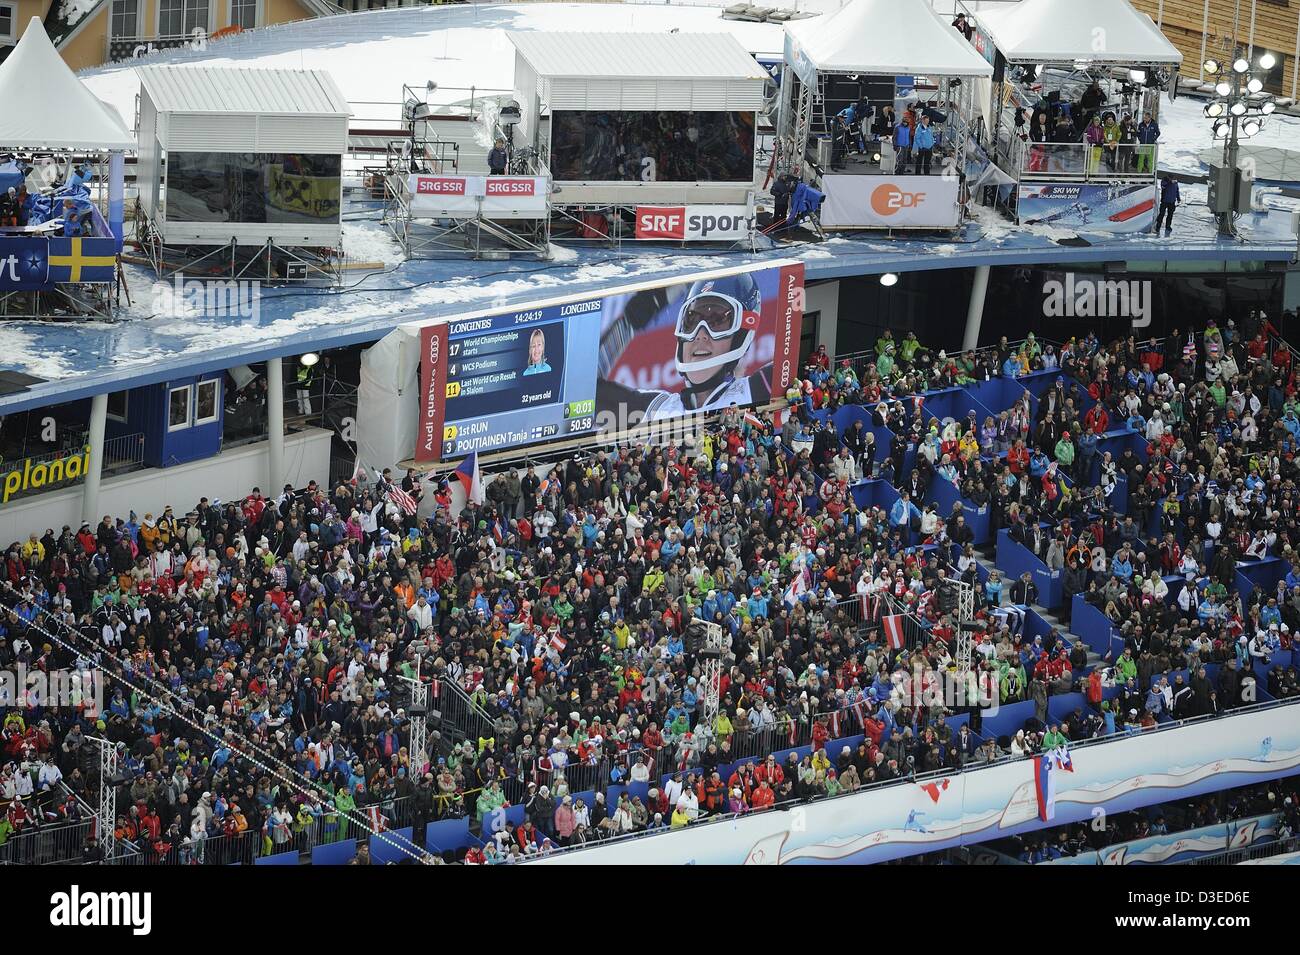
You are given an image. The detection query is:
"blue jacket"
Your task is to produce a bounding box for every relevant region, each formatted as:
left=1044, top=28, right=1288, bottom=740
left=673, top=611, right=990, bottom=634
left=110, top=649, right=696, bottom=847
left=913, top=124, right=936, bottom=150
left=1160, top=178, right=1180, bottom=204
left=894, top=123, right=912, bottom=149
left=1137, top=121, right=1160, bottom=144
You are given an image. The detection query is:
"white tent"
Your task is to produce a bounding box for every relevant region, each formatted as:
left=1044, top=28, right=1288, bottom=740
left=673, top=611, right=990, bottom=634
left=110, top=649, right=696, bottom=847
left=0, top=18, right=135, bottom=151
left=974, top=0, right=1183, bottom=65
left=784, top=0, right=993, bottom=77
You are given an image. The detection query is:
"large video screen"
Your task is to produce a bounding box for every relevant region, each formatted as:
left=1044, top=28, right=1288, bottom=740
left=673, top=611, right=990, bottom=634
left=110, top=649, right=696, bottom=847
left=164, top=152, right=342, bottom=223
left=415, top=262, right=805, bottom=463
left=549, top=110, right=755, bottom=182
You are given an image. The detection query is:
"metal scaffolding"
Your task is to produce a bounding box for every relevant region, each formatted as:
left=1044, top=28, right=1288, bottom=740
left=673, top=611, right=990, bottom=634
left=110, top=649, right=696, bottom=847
left=86, top=735, right=118, bottom=862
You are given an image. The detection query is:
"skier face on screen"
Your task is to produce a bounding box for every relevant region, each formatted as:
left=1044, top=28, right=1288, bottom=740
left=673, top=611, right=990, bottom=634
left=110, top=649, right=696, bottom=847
left=529, top=330, right=546, bottom=366
left=674, top=274, right=760, bottom=390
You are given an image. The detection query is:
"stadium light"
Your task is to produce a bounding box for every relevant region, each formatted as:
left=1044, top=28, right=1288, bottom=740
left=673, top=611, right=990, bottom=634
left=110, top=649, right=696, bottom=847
left=880, top=273, right=899, bottom=287
left=1213, top=120, right=1230, bottom=140
left=300, top=353, right=320, bottom=367
left=1259, top=52, right=1277, bottom=71
left=1215, top=80, right=1233, bottom=97
left=1243, top=119, right=1262, bottom=137
left=1128, top=69, right=1147, bottom=84
left=1203, top=58, right=1220, bottom=75
left=1204, top=101, right=1225, bottom=118
left=1262, top=100, right=1277, bottom=114
left=1233, top=57, right=1250, bottom=73
left=1230, top=99, right=1248, bottom=116
left=1247, top=77, right=1264, bottom=94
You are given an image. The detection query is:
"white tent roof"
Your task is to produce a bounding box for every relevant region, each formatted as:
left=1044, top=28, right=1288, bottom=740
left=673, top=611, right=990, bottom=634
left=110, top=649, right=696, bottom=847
left=975, top=0, right=1183, bottom=65
left=784, top=0, right=993, bottom=77
left=509, top=32, right=768, bottom=82
left=0, top=18, right=134, bottom=151
left=137, top=66, right=351, bottom=116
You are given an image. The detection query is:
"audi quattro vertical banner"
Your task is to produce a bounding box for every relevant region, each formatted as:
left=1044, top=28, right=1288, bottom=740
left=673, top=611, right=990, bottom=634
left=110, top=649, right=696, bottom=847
left=819, top=175, right=962, bottom=229
left=417, top=322, right=449, bottom=464
left=412, top=262, right=804, bottom=463
left=1017, top=181, right=1158, bottom=233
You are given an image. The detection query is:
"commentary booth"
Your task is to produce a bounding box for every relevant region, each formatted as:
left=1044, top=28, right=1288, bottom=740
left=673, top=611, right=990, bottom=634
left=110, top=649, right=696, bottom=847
left=509, top=31, right=770, bottom=244
left=777, top=0, right=992, bottom=231
left=967, top=0, right=1182, bottom=233
left=135, top=65, right=350, bottom=281
left=0, top=19, right=131, bottom=320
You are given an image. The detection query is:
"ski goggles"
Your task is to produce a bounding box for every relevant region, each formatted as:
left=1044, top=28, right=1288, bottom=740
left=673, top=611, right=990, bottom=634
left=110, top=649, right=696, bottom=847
left=675, top=293, right=758, bottom=341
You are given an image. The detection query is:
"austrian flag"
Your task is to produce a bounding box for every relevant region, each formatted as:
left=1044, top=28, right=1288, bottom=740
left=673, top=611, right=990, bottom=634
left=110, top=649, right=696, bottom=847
left=882, top=614, right=906, bottom=651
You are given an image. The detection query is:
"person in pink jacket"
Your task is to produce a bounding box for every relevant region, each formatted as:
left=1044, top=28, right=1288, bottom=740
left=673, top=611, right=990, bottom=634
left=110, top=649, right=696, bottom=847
left=554, top=795, right=576, bottom=845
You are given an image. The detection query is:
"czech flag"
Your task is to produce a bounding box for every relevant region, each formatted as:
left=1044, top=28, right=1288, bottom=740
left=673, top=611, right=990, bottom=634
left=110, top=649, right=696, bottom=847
left=1034, top=752, right=1057, bottom=822
left=453, top=451, right=485, bottom=505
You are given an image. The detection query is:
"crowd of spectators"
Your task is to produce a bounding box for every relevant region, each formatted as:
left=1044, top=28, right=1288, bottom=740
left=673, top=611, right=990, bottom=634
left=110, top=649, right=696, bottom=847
left=0, top=308, right=1297, bottom=864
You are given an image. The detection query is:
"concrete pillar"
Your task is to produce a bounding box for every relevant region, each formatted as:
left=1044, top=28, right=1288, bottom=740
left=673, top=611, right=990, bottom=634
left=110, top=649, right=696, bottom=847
left=82, top=393, right=108, bottom=524
left=963, top=265, right=991, bottom=353
left=267, top=357, right=285, bottom=494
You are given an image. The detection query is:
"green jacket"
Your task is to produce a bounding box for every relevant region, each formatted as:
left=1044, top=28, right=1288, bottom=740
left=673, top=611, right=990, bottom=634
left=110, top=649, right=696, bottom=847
left=1054, top=438, right=1075, bottom=466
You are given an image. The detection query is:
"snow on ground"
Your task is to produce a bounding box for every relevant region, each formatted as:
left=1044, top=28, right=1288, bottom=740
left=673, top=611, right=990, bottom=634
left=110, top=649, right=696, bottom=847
left=1158, top=93, right=1300, bottom=179
left=81, top=3, right=790, bottom=128
left=342, top=216, right=405, bottom=267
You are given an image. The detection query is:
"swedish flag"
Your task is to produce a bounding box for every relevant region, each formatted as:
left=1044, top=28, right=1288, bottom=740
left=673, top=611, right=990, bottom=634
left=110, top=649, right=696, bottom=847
left=47, top=237, right=116, bottom=284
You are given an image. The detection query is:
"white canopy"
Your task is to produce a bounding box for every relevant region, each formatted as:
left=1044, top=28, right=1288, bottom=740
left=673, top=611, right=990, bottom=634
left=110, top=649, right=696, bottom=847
left=784, top=0, right=993, bottom=78
left=975, top=0, right=1183, bottom=65
left=0, top=18, right=135, bottom=151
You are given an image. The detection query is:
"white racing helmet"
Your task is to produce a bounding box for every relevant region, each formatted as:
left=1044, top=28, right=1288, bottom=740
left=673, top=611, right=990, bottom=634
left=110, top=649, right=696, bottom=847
left=674, top=272, right=761, bottom=377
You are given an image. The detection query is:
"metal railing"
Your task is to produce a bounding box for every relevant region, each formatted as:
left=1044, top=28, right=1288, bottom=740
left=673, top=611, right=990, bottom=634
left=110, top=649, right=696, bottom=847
left=0, top=815, right=96, bottom=865
left=0, top=431, right=146, bottom=505
left=1179, top=835, right=1300, bottom=866
left=526, top=692, right=1300, bottom=864
left=1014, top=140, right=1160, bottom=180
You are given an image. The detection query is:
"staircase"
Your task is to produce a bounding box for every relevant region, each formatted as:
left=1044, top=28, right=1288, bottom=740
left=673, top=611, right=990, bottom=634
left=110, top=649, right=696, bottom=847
left=969, top=538, right=1108, bottom=670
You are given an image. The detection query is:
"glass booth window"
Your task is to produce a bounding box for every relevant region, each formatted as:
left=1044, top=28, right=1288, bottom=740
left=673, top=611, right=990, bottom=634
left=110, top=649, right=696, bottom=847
left=194, top=380, right=220, bottom=424
left=164, top=152, right=342, bottom=223
left=549, top=110, right=755, bottom=182
left=168, top=386, right=191, bottom=431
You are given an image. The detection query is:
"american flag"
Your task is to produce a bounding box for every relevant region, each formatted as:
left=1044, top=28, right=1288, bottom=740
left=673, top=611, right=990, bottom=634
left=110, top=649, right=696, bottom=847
left=387, top=485, right=419, bottom=516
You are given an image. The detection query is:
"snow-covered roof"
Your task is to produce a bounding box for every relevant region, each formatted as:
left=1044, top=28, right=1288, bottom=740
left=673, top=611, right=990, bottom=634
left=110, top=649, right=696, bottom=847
left=136, top=65, right=352, bottom=116
left=974, top=0, right=1182, bottom=65
left=784, top=0, right=992, bottom=77
left=508, top=31, right=768, bottom=81
left=0, top=18, right=134, bottom=151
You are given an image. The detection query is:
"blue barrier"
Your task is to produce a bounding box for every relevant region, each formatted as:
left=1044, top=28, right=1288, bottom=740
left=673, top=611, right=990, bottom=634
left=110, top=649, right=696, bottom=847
left=981, top=700, right=1038, bottom=742
left=1070, top=594, right=1121, bottom=659
left=370, top=826, right=417, bottom=864
left=996, top=529, right=1063, bottom=608
left=929, top=476, right=992, bottom=545
left=1047, top=692, right=1091, bottom=726
left=424, top=817, right=476, bottom=853
left=964, top=377, right=1032, bottom=418
left=1236, top=557, right=1290, bottom=604
left=253, top=850, right=300, bottom=866
left=311, top=839, right=357, bottom=866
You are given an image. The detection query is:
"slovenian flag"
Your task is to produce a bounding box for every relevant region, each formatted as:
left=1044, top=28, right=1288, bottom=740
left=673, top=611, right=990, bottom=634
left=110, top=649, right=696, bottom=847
left=1053, top=745, right=1074, bottom=773
left=1034, top=752, right=1057, bottom=822
left=453, top=452, right=485, bottom=505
